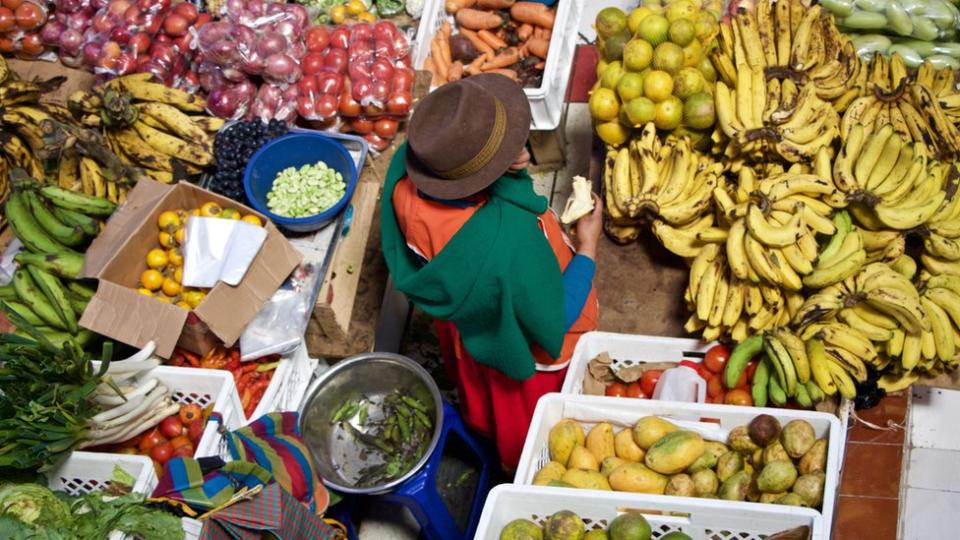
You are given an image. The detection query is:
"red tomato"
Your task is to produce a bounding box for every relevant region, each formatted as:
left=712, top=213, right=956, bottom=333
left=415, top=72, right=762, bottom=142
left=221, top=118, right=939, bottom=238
left=605, top=382, right=627, bottom=397
left=305, top=26, right=330, bottom=52
left=14, top=1, right=42, bottom=30
left=172, top=2, right=198, bottom=24
left=709, top=393, right=725, bottom=404
left=150, top=441, right=174, bottom=465
left=179, top=404, right=202, bottom=425
left=363, top=132, right=390, bottom=151
left=1, top=0, right=22, bottom=10
left=138, top=429, right=166, bottom=453
left=322, top=48, right=348, bottom=74
left=350, top=117, right=375, bottom=134
left=704, top=344, right=731, bottom=373
left=724, top=388, right=753, bottom=406
left=18, top=32, right=43, bottom=56
left=386, top=91, right=412, bottom=115
left=707, top=373, right=724, bottom=399
left=696, top=364, right=713, bottom=381
left=302, top=52, right=325, bottom=76
left=370, top=79, right=390, bottom=102
left=625, top=381, right=648, bottom=399
left=640, top=369, right=663, bottom=397
left=329, top=27, right=349, bottom=49
left=392, top=67, right=415, bottom=93
left=314, top=93, right=339, bottom=120
left=187, top=420, right=204, bottom=443
left=172, top=446, right=194, bottom=458
left=169, top=435, right=194, bottom=452
left=298, top=74, right=318, bottom=96
left=374, top=117, right=398, bottom=138
left=339, top=89, right=361, bottom=116
left=373, top=20, right=396, bottom=42
left=370, top=58, right=394, bottom=83
left=162, top=13, right=188, bottom=36
left=0, top=7, right=14, bottom=31
left=317, top=72, right=344, bottom=95
left=129, top=31, right=150, bottom=55
left=745, top=360, right=758, bottom=382
left=158, top=416, right=184, bottom=439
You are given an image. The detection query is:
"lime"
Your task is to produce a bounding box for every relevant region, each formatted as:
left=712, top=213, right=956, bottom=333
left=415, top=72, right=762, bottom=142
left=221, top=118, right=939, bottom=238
left=652, top=42, right=685, bottom=75
left=624, top=97, right=657, bottom=127
left=617, top=72, right=646, bottom=101
left=655, top=96, right=684, bottom=130
left=627, top=7, right=655, bottom=34
left=602, top=30, right=632, bottom=62
left=637, top=14, right=670, bottom=47
left=596, top=7, right=628, bottom=39
left=596, top=120, right=631, bottom=146
left=696, top=16, right=718, bottom=41
left=643, top=70, right=674, bottom=102
left=698, top=55, right=717, bottom=83
left=600, top=61, right=625, bottom=90
left=666, top=0, right=698, bottom=22
left=668, top=18, right=696, bottom=46
left=683, top=39, right=703, bottom=67
left=683, top=92, right=716, bottom=130
left=596, top=58, right=609, bottom=79
left=590, top=87, right=621, bottom=121
left=623, top=39, right=654, bottom=71
left=673, top=67, right=705, bottom=99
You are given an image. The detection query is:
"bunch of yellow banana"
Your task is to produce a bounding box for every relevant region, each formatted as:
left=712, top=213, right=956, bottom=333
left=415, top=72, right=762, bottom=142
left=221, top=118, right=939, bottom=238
left=916, top=273, right=960, bottom=369
left=602, top=123, right=725, bottom=252
left=0, top=74, right=71, bottom=187
left=53, top=146, right=128, bottom=204
left=682, top=245, right=803, bottom=342
left=67, top=73, right=223, bottom=184
left=715, top=68, right=840, bottom=163
left=712, top=0, right=865, bottom=113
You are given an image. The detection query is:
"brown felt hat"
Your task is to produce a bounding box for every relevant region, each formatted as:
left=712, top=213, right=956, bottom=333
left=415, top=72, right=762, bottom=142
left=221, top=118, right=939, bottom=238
left=405, top=73, right=531, bottom=200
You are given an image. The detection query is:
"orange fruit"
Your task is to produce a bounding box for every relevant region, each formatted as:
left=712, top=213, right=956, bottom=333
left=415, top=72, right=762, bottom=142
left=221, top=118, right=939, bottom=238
left=199, top=202, right=222, bottom=217
left=643, top=70, right=674, bottom=102
left=157, top=210, right=181, bottom=230
left=159, top=231, right=176, bottom=248
left=140, top=269, right=164, bottom=291
left=146, top=248, right=168, bottom=269
left=161, top=278, right=181, bottom=297
left=167, top=248, right=183, bottom=267
left=241, top=215, right=262, bottom=227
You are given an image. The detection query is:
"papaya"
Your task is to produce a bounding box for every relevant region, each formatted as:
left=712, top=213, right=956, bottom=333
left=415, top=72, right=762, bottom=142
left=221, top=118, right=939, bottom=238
left=614, top=429, right=645, bottom=462
left=549, top=419, right=585, bottom=465
left=686, top=441, right=727, bottom=473
left=607, top=462, right=668, bottom=494
left=533, top=461, right=567, bottom=486
left=586, top=422, right=616, bottom=461
left=568, top=446, right=600, bottom=472
left=632, top=416, right=678, bottom=450
left=600, top=456, right=626, bottom=477
left=644, top=431, right=705, bottom=474
left=561, top=469, right=612, bottom=490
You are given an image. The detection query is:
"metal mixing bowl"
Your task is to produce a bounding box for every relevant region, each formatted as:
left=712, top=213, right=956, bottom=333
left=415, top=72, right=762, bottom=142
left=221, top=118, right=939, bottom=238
left=298, top=353, right=443, bottom=495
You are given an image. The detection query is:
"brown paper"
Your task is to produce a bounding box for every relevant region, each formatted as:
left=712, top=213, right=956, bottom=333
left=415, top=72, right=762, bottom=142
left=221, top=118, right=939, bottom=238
left=581, top=352, right=680, bottom=395
left=80, top=180, right=302, bottom=358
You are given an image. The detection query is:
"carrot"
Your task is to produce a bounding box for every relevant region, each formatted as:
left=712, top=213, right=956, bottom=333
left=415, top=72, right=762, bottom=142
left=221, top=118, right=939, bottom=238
left=424, top=57, right=443, bottom=87
left=482, top=47, right=520, bottom=70
left=448, top=61, right=464, bottom=81
left=445, top=0, right=476, bottom=13
left=431, top=38, right=449, bottom=81
left=439, top=23, right=453, bottom=65
left=532, top=26, right=545, bottom=39
left=517, top=23, right=533, bottom=40
left=478, top=29, right=508, bottom=50
left=486, top=68, right=518, bottom=81
left=460, top=28, right=495, bottom=58
left=526, top=37, right=549, bottom=59
left=465, top=54, right=487, bottom=76
left=477, top=0, right=514, bottom=8
left=541, top=28, right=552, bottom=40
left=510, top=2, right=555, bottom=29
left=455, top=8, right=503, bottom=30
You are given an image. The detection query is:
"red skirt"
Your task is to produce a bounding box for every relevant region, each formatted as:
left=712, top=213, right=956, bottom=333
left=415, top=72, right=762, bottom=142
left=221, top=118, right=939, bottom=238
left=434, top=320, right=566, bottom=471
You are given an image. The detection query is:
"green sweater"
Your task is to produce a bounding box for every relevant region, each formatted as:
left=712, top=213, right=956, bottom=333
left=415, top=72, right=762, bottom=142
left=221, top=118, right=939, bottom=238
left=380, top=143, right=564, bottom=380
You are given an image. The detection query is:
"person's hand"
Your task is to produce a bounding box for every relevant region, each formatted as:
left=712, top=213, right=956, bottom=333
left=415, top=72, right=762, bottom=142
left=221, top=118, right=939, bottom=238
left=575, top=193, right=603, bottom=260
left=508, top=148, right=531, bottom=171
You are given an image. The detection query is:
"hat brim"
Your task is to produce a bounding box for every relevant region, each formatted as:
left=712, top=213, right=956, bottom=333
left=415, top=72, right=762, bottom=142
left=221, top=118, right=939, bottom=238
left=406, top=74, right=532, bottom=200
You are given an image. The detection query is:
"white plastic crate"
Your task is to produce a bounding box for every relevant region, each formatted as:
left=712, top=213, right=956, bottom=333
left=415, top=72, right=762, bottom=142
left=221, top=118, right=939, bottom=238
left=89, top=364, right=244, bottom=459
left=515, top=393, right=844, bottom=539
left=47, top=451, right=157, bottom=495
left=561, top=331, right=715, bottom=395
left=412, top=0, right=585, bottom=130
left=560, top=332, right=853, bottom=464
left=476, top=484, right=825, bottom=540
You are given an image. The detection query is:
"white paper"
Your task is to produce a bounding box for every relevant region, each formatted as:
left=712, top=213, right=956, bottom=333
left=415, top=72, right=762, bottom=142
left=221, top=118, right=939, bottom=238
left=0, top=239, right=22, bottom=286
left=182, top=217, right=267, bottom=288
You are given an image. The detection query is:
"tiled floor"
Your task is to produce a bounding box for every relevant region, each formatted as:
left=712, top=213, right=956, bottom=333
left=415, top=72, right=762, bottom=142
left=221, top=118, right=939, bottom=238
left=900, top=386, right=960, bottom=539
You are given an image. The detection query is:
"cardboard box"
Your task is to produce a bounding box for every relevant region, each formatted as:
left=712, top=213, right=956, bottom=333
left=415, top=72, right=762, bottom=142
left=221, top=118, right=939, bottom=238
left=80, top=180, right=301, bottom=358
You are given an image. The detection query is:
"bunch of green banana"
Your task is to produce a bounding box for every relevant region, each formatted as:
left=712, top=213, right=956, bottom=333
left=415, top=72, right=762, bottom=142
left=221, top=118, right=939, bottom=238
left=67, top=73, right=223, bottom=184
left=712, top=0, right=865, bottom=112
left=802, top=210, right=868, bottom=289
left=2, top=186, right=116, bottom=342
left=723, top=332, right=827, bottom=408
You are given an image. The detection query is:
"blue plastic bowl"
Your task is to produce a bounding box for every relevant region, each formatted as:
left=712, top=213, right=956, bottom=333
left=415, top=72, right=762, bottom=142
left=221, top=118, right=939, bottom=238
left=243, top=132, right=359, bottom=232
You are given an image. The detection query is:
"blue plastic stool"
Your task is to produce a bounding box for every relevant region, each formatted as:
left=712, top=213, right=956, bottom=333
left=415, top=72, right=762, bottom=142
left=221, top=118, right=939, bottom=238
left=380, top=400, right=495, bottom=540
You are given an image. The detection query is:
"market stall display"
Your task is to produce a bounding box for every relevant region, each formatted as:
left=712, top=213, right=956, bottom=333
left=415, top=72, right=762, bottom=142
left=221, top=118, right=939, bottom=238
left=0, top=0, right=50, bottom=59
left=168, top=345, right=280, bottom=420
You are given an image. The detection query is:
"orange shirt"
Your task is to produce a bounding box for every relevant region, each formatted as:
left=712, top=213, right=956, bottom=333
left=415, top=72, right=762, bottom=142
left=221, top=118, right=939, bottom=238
left=393, top=177, right=598, bottom=370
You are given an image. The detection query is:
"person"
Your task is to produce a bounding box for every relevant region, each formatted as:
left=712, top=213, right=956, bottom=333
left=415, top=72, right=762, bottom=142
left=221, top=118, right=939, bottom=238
left=381, top=73, right=603, bottom=470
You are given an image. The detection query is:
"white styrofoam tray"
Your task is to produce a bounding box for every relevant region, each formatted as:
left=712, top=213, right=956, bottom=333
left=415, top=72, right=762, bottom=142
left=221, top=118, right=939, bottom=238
left=412, top=0, right=585, bottom=130
left=562, top=331, right=853, bottom=464
left=245, top=341, right=318, bottom=423
left=476, top=484, right=824, bottom=540
left=514, top=393, right=844, bottom=539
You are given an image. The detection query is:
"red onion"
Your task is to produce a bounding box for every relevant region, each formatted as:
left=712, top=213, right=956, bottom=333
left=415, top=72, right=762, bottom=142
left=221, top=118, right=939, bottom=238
left=281, top=83, right=299, bottom=102
left=225, top=0, right=245, bottom=15
left=264, top=53, right=299, bottom=83
left=207, top=87, right=243, bottom=119
left=208, top=39, right=238, bottom=64
left=258, top=82, right=282, bottom=106
left=256, top=30, right=286, bottom=59
left=284, top=4, right=308, bottom=29
left=233, top=78, right=257, bottom=100
left=222, top=66, right=247, bottom=82
left=198, top=21, right=231, bottom=49
left=42, top=21, right=67, bottom=46
left=57, top=28, right=84, bottom=55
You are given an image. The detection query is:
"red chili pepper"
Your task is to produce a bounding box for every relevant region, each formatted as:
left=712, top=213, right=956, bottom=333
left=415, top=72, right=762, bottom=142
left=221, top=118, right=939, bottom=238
left=241, top=387, right=253, bottom=410
left=182, top=351, right=201, bottom=367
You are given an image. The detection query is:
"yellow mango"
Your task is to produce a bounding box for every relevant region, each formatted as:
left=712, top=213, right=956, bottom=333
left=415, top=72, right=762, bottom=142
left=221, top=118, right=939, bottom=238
left=549, top=419, right=585, bottom=465
left=607, top=462, right=668, bottom=494
left=632, top=416, right=678, bottom=450
left=567, top=446, right=600, bottom=471
left=561, top=469, right=612, bottom=490
left=644, top=430, right=705, bottom=474
left=586, top=422, right=616, bottom=461
left=533, top=461, right=567, bottom=485
left=615, top=429, right=645, bottom=462
left=600, top=456, right=626, bottom=477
